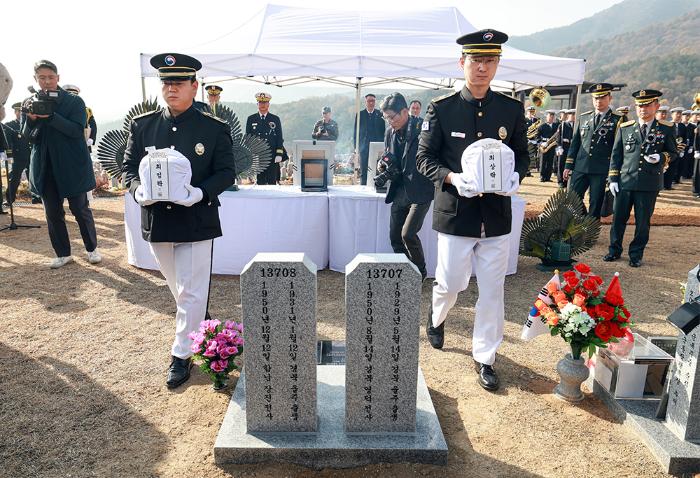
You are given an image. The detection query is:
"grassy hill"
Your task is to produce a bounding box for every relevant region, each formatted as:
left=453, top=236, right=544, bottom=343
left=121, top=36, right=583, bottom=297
left=510, top=0, right=700, bottom=54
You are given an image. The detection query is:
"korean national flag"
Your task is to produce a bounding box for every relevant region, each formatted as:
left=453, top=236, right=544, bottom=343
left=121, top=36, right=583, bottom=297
left=521, top=272, right=560, bottom=341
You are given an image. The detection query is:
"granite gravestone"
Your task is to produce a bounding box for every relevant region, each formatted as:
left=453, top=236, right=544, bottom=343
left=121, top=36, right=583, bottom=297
left=665, top=264, right=700, bottom=442
left=345, top=254, right=422, bottom=433
left=240, top=253, right=317, bottom=433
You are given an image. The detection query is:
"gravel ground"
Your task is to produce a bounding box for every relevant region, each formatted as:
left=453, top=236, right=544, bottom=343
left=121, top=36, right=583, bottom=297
left=0, top=177, right=698, bottom=478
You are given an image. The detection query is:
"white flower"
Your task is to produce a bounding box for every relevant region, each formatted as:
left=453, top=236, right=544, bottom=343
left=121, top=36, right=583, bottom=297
left=558, top=303, right=595, bottom=336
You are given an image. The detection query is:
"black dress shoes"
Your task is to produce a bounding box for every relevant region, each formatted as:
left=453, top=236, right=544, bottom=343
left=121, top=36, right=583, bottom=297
left=166, top=356, right=192, bottom=389
left=426, top=307, right=444, bottom=349
left=475, top=362, right=499, bottom=391
left=603, top=253, right=620, bottom=262
left=629, top=259, right=642, bottom=268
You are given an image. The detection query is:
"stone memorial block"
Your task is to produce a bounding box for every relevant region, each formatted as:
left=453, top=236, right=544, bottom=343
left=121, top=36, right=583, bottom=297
left=240, top=253, right=318, bottom=433
left=685, top=265, right=700, bottom=303
left=344, top=254, right=422, bottom=433
left=665, top=264, right=700, bottom=442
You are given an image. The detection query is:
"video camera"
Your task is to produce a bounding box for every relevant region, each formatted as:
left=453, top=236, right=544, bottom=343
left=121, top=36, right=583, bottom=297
left=21, top=86, right=58, bottom=116
left=373, top=151, right=401, bottom=189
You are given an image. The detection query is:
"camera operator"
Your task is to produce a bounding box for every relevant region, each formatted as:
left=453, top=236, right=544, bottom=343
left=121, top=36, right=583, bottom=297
left=311, top=106, right=338, bottom=141
left=21, top=60, right=100, bottom=269
left=378, top=92, right=433, bottom=280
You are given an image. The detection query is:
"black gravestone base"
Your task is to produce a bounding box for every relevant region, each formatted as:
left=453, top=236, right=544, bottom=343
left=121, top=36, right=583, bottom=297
left=588, top=377, right=700, bottom=475
left=214, top=365, right=448, bottom=469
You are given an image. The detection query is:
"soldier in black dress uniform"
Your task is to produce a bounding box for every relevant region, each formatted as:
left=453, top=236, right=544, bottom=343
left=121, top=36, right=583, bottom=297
left=3, top=103, right=34, bottom=205
left=564, top=83, right=626, bottom=217
left=555, top=109, right=575, bottom=187
left=246, top=92, right=284, bottom=185
left=604, top=89, right=677, bottom=267
left=123, top=53, right=236, bottom=388
left=537, top=110, right=558, bottom=182
left=417, top=29, right=529, bottom=391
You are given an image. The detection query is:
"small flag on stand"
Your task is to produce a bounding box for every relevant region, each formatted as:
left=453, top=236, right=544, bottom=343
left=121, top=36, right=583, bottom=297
left=522, top=271, right=560, bottom=341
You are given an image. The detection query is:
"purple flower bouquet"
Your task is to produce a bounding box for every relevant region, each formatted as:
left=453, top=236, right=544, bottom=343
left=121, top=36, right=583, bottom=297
left=188, top=319, right=244, bottom=390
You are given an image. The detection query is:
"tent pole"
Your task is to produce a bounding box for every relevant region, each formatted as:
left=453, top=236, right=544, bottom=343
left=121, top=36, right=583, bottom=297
left=141, top=76, right=146, bottom=102
left=574, top=83, right=583, bottom=115
left=354, top=77, right=362, bottom=162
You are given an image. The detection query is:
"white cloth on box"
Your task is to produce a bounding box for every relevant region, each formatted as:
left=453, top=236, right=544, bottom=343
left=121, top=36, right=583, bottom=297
left=137, top=148, right=193, bottom=203
left=460, top=138, right=515, bottom=194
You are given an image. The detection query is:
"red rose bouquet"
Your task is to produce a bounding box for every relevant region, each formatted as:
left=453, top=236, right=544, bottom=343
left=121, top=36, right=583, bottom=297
left=188, top=318, right=244, bottom=390
left=532, top=263, right=633, bottom=359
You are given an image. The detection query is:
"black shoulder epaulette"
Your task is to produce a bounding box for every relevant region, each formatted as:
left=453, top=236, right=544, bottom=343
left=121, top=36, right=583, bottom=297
left=620, top=120, right=635, bottom=127
left=658, top=119, right=674, bottom=127
left=202, top=111, right=228, bottom=125
left=131, top=110, right=159, bottom=121
left=432, top=91, right=458, bottom=103
left=494, top=91, right=523, bottom=104
left=580, top=110, right=593, bottom=116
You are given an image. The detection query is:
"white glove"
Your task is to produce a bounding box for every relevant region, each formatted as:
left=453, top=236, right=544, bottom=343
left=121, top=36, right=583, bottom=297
left=174, top=184, right=203, bottom=207
left=555, top=146, right=564, bottom=156
left=609, top=182, right=619, bottom=197
left=496, top=172, right=520, bottom=196
left=134, top=184, right=156, bottom=206
left=451, top=173, right=479, bottom=198
left=695, top=151, right=700, bottom=160
left=275, top=155, right=283, bottom=163
left=87, top=138, right=94, bottom=147
left=0, top=152, right=7, bottom=162
left=644, top=153, right=661, bottom=164
left=688, top=147, right=693, bottom=154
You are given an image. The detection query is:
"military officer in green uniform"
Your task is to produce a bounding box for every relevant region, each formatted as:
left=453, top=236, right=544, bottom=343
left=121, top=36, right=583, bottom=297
left=564, top=83, right=626, bottom=217
left=604, top=89, right=677, bottom=268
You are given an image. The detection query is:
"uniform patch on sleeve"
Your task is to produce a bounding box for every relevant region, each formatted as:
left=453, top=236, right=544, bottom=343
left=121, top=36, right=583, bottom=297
left=422, top=121, right=429, bottom=131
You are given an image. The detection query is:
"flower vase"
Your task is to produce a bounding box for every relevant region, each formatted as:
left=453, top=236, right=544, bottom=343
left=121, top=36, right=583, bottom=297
left=553, top=351, right=589, bottom=402
left=213, top=374, right=229, bottom=391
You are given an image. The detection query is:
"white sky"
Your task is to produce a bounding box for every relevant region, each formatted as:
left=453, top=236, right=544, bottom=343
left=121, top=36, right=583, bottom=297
left=2, top=0, right=623, bottom=120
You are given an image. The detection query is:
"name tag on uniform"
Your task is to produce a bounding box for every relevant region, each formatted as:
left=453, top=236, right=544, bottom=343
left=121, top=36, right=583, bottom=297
left=148, top=150, right=170, bottom=201
left=451, top=131, right=466, bottom=138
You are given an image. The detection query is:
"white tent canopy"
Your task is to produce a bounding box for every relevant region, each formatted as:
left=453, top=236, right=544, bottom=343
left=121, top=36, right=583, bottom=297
left=140, top=4, right=585, bottom=88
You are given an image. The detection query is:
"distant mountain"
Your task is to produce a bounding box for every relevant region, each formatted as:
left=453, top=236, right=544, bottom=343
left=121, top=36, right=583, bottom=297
left=554, top=9, right=700, bottom=107
left=510, top=0, right=700, bottom=54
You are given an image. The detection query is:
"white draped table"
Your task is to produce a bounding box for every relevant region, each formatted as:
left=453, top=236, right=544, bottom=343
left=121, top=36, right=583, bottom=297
left=124, top=186, right=329, bottom=274
left=326, top=186, right=525, bottom=277
left=124, top=185, right=525, bottom=277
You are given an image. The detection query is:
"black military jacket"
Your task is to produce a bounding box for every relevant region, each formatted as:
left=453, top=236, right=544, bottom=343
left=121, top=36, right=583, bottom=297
left=416, top=87, right=529, bottom=238
left=609, top=119, right=677, bottom=192
left=246, top=112, right=284, bottom=156
left=123, top=105, right=236, bottom=243
left=354, top=109, right=386, bottom=153
left=3, top=120, right=31, bottom=164
left=559, top=121, right=574, bottom=157
left=566, top=109, right=625, bottom=175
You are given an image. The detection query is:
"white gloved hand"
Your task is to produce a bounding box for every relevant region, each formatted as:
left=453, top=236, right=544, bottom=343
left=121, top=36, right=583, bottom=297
left=609, top=182, right=619, bottom=197
left=555, top=146, right=564, bottom=156
left=87, top=138, right=94, bottom=147
left=275, top=155, right=283, bottom=163
left=695, top=151, right=700, bottom=160
left=496, top=172, right=520, bottom=196
left=0, top=152, right=7, bottom=162
left=451, top=173, right=479, bottom=198
left=688, top=147, right=693, bottom=154
left=644, top=153, right=661, bottom=164
left=134, top=184, right=157, bottom=206
left=174, top=184, right=203, bottom=207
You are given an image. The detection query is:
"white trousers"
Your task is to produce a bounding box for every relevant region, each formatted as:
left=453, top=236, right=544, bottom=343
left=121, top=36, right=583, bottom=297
left=150, top=240, right=213, bottom=359
left=431, top=232, right=510, bottom=365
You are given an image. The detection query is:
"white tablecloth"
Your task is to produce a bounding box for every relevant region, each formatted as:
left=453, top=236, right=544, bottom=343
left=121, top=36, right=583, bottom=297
left=124, top=185, right=525, bottom=277
left=327, top=186, right=525, bottom=277
left=124, top=186, right=329, bottom=274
